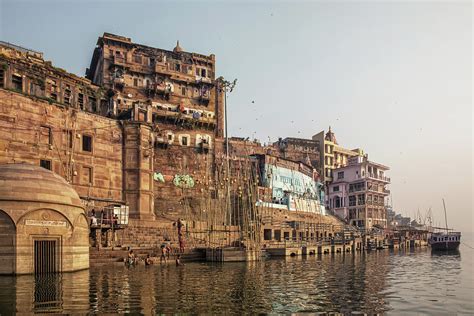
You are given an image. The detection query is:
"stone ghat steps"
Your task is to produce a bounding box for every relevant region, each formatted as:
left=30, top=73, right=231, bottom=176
left=89, top=247, right=205, bottom=266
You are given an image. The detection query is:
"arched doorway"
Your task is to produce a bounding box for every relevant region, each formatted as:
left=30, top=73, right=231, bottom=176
left=0, top=210, right=15, bottom=274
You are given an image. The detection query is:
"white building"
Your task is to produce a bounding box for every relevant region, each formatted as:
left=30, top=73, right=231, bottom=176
left=327, top=155, right=390, bottom=230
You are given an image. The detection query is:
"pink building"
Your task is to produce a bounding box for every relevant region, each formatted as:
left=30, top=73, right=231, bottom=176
left=327, top=155, right=390, bottom=230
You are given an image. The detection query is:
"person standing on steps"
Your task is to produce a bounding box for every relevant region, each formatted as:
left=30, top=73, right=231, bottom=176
left=176, top=218, right=183, bottom=236
left=160, top=244, right=167, bottom=264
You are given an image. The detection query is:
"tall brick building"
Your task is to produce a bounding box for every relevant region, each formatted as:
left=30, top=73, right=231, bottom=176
left=85, top=33, right=225, bottom=220
left=0, top=36, right=344, bottom=251
left=0, top=34, right=225, bottom=222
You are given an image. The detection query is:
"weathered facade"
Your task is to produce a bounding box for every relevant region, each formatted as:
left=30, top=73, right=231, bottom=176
left=0, top=36, right=348, bottom=255
left=273, top=137, right=321, bottom=172
left=86, top=33, right=224, bottom=220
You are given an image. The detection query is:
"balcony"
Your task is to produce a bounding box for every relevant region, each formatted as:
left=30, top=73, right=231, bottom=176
left=129, top=63, right=153, bottom=74
left=367, top=173, right=390, bottom=183
left=111, top=56, right=127, bottom=67
left=153, top=108, right=216, bottom=128
left=195, top=76, right=212, bottom=84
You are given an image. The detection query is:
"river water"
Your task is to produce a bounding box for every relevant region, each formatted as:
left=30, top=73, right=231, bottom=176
left=0, top=236, right=473, bottom=315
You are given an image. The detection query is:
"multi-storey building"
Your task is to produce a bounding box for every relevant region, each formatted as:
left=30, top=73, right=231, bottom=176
left=86, top=33, right=222, bottom=133
left=0, top=41, right=123, bottom=209
left=0, top=35, right=346, bottom=250
left=0, top=34, right=225, bottom=222
left=312, top=127, right=363, bottom=187
left=327, top=155, right=390, bottom=229
left=86, top=33, right=225, bottom=221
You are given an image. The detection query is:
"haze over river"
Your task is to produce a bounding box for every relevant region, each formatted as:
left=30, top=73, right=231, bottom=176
left=0, top=234, right=473, bottom=314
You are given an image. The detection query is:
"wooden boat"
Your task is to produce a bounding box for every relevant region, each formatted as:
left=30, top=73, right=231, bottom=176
left=429, top=199, right=461, bottom=251
left=429, top=231, right=461, bottom=250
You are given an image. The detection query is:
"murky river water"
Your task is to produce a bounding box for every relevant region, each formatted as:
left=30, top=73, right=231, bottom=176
left=0, top=240, right=473, bottom=315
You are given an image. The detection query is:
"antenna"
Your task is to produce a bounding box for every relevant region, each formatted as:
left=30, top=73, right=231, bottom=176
left=442, top=198, right=448, bottom=234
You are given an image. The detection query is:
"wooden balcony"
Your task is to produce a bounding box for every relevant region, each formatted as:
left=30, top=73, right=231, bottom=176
left=153, top=108, right=216, bottom=128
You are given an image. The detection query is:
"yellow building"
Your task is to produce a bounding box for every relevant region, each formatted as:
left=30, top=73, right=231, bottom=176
left=312, top=127, right=363, bottom=187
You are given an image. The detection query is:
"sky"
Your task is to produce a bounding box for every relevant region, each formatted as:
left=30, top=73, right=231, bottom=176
left=1, top=0, right=472, bottom=232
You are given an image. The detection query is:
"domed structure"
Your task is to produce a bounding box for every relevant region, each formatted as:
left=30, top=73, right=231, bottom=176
left=0, top=163, right=89, bottom=275
left=173, top=40, right=183, bottom=53
left=0, top=163, right=82, bottom=206
left=324, top=126, right=338, bottom=144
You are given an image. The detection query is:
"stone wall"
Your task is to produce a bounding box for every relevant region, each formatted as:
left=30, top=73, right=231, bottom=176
left=0, top=89, right=123, bottom=208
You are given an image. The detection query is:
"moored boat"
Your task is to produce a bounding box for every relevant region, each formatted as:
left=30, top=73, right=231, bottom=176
left=429, top=199, right=461, bottom=251
left=429, top=231, right=461, bottom=251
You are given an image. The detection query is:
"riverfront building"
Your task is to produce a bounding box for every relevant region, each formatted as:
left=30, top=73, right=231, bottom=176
left=255, top=154, right=325, bottom=214
left=312, top=127, right=364, bottom=188
left=327, top=155, right=390, bottom=229
left=0, top=35, right=350, bottom=268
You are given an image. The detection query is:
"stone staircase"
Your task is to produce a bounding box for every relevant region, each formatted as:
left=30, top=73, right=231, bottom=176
left=89, top=247, right=206, bottom=266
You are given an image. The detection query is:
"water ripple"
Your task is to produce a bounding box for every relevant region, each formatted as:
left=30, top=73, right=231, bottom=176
left=0, top=246, right=473, bottom=314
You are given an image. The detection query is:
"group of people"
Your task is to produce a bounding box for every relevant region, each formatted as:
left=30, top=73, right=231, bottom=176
left=126, top=249, right=183, bottom=267
left=125, top=218, right=187, bottom=267
left=125, top=218, right=188, bottom=266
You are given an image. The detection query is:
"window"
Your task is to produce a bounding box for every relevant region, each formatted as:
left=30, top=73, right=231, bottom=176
left=29, top=82, right=34, bottom=95
left=40, top=159, right=51, bottom=170
left=337, top=171, right=344, bottom=179
left=274, top=230, right=281, bottom=242
left=167, top=134, right=173, bottom=141
left=181, top=86, right=186, bottom=96
left=367, top=195, right=372, bottom=204
left=133, top=78, right=138, bottom=87
left=263, top=229, right=272, bottom=241
left=12, top=74, right=22, bottom=91
left=349, top=182, right=365, bottom=192
left=83, top=166, right=93, bottom=184
left=201, top=68, right=207, bottom=77
left=78, top=93, right=84, bottom=110
left=175, top=63, right=181, bottom=72
left=335, top=196, right=341, bottom=208
left=349, top=196, right=356, bottom=207
left=88, top=96, right=97, bottom=112
left=0, top=69, right=5, bottom=88
left=133, top=54, right=142, bottom=64
left=82, top=135, right=92, bottom=152
left=357, top=194, right=365, bottom=206
left=40, top=126, right=52, bottom=145
left=67, top=130, right=73, bottom=148
left=64, top=85, right=71, bottom=105
left=333, top=186, right=340, bottom=192
left=181, top=136, right=188, bottom=146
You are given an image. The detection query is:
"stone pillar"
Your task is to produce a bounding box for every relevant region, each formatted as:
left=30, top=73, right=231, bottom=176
left=123, top=121, right=155, bottom=220
left=215, top=81, right=225, bottom=138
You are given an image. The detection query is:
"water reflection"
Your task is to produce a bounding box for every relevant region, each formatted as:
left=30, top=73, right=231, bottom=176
left=0, top=249, right=472, bottom=314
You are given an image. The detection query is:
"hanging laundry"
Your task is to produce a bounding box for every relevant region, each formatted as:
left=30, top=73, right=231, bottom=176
left=173, top=174, right=195, bottom=188
left=193, top=111, right=201, bottom=120
left=153, top=172, right=165, bottom=183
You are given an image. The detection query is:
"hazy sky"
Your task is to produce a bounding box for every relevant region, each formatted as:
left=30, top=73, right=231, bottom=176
left=1, top=1, right=472, bottom=232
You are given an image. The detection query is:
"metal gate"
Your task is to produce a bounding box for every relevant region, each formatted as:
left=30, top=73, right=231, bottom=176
left=34, top=240, right=58, bottom=274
